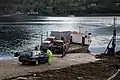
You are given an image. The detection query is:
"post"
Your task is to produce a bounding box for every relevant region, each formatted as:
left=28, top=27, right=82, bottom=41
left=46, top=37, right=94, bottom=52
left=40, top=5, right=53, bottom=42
left=112, top=17, right=116, bottom=55
left=79, top=26, right=80, bottom=33
left=41, top=34, right=43, bottom=44
left=46, top=31, right=48, bottom=38
left=105, top=17, right=116, bottom=55
left=79, top=22, right=82, bottom=33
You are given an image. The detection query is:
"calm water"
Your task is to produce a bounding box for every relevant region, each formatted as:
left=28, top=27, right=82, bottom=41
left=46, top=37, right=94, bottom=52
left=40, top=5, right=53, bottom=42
left=0, top=16, right=120, bottom=59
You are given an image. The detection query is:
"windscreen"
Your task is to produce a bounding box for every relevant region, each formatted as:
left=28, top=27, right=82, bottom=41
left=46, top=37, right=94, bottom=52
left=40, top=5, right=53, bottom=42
left=53, top=42, right=63, bottom=46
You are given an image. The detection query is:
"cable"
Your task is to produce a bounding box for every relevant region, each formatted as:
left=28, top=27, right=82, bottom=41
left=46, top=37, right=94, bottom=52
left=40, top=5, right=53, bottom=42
left=92, top=33, right=105, bottom=47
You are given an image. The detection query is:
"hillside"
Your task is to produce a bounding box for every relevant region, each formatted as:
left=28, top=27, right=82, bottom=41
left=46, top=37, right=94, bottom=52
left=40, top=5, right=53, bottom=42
left=0, top=0, right=120, bottom=16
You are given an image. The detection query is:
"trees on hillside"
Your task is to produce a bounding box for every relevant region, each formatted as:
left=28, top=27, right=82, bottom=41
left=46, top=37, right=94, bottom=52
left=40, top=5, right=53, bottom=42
left=0, top=0, right=120, bottom=15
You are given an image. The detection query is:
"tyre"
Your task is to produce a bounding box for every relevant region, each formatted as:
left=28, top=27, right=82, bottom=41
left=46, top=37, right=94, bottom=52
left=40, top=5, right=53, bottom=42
left=22, top=61, right=25, bottom=65
left=45, top=59, right=48, bottom=63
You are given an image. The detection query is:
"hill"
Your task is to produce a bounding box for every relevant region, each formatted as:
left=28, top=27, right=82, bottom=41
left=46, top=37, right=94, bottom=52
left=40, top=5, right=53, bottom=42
left=0, top=0, right=120, bottom=16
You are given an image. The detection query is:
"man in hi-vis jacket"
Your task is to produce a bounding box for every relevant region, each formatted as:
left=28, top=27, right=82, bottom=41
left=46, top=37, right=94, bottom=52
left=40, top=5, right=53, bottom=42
left=47, top=47, right=52, bottom=65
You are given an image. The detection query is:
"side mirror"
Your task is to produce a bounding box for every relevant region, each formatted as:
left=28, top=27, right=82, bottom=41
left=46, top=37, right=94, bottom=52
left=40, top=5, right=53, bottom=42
left=14, top=52, right=20, bottom=57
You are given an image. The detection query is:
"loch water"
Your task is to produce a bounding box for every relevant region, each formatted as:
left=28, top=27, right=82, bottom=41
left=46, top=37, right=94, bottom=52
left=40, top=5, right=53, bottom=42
left=0, top=16, right=120, bottom=59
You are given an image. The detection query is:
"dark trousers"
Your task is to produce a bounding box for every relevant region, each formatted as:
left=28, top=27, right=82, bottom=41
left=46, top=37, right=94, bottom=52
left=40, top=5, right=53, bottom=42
left=107, top=48, right=114, bottom=56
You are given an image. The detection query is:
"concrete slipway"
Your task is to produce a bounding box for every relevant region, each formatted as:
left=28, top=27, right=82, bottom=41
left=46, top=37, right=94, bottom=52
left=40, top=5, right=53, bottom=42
left=0, top=53, right=97, bottom=79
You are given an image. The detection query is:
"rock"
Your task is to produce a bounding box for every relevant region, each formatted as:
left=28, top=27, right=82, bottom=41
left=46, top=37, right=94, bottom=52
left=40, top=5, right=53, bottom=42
left=17, top=77, right=27, bottom=80
left=0, top=64, right=3, bottom=66
left=33, top=74, right=37, bottom=77
left=77, top=77, right=83, bottom=80
left=49, top=74, right=53, bottom=77
left=40, top=74, right=43, bottom=76
left=28, top=77, right=40, bottom=80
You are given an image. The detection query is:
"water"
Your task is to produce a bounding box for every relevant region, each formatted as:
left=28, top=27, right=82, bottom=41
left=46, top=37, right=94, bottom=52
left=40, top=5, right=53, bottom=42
left=0, top=16, right=120, bottom=59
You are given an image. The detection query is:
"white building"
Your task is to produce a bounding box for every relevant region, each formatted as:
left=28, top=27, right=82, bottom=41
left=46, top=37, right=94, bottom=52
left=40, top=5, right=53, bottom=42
left=46, top=7, right=53, bottom=13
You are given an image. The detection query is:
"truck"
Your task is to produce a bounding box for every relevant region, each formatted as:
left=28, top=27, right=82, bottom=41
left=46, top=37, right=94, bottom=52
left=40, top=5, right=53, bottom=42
left=50, top=31, right=71, bottom=43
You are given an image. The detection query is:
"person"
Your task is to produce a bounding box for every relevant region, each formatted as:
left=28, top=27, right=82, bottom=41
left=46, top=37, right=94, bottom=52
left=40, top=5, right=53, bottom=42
left=46, top=47, right=52, bottom=65
left=61, top=36, right=64, bottom=42
left=61, top=44, right=65, bottom=58
left=35, top=46, right=38, bottom=50
left=34, top=46, right=41, bottom=55
left=61, top=41, right=67, bottom=58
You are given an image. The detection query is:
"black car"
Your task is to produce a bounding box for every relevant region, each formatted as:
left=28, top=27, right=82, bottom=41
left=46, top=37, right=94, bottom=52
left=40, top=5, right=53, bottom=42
left=15, top=50, right=48, bottom=65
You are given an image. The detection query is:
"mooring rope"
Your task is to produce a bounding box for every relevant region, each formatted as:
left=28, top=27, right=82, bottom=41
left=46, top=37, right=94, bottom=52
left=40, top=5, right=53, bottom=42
left=106, top=69, right=120, bottom=80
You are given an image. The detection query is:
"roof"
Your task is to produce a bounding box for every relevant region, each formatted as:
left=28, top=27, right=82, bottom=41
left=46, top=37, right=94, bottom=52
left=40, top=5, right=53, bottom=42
left=53, top=40, right=64, bottom=43
left=47, top=36, right=56, bottom=39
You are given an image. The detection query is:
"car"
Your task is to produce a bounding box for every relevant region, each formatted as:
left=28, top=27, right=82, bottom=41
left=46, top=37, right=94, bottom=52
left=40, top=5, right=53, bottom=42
left=40, top=41, right=53, bottom=52
left=14, top=50, right=48, bottom=65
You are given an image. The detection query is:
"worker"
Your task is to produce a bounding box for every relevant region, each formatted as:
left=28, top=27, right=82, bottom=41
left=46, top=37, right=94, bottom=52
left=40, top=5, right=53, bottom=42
left=35, top=46, right=38, bottom=50
left=61, top=44, right=65, bottom=58
left=46, top=47, right=52, bottom=65
left=61, top=42, right=67, bottom=58
left=34, top=46, right=41, bottom=55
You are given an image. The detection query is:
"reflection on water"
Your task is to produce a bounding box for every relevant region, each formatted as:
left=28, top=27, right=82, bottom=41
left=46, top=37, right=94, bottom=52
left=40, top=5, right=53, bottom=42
left=0, top=16, right=120, bottom=59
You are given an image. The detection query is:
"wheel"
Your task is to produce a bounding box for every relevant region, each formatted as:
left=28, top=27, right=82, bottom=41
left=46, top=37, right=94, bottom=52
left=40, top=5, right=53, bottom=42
left=21, top=62, right=25, bottom=65
left=45, top=59, right=48, bottom=63
left=35, top=60, right=39, bottom=65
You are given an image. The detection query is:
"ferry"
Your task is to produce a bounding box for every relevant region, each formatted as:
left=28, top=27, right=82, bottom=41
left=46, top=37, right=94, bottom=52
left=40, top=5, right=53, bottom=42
left=41, top=30, right=92, bottom=53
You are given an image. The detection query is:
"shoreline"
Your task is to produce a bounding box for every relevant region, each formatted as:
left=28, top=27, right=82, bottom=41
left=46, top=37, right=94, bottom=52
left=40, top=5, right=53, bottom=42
left=1, top=14, right=120, bottom=18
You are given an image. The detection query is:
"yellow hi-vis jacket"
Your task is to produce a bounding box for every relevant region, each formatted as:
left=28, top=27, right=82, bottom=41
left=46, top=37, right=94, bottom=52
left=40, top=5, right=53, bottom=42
left=47, top=49, right=52, bottom=63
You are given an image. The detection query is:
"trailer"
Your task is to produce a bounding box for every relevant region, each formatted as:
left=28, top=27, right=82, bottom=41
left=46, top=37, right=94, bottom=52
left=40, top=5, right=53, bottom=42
left=50, top=31, right=71, bottom=43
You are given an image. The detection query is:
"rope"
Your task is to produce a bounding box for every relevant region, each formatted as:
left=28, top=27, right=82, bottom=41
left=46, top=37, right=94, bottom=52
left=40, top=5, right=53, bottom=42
left=106, top=69, right=120, bottom=80
left=92, top=34, right=105, bottom=47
